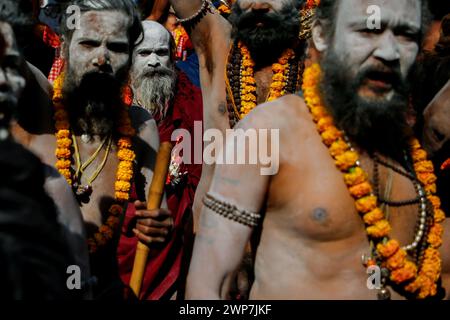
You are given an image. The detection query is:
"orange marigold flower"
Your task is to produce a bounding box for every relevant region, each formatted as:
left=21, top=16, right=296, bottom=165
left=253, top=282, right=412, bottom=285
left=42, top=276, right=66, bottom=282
left=405, top=275, right=426, bottom=293
left=117, top=149, right=136, bottom=161
left=417, top=172, right=437, bottom=186
left=310, top=106, right=328, bottom=121
left=355, top=195, right=378, bottom=213
left=427, top=224, right=444, bottom=248
left=425, top=183, right=437, bottom=194
left=272, top=63, right=286, bottom=73
left=414, top=160, right=434, bottom=173
left=317, top=116, right=334, bottom=132
left=366, top=219, right=391, bottom=238
left=418, top=278, right=436, bottom=299
left=386, top=248, right=407, bottom=270
left=428, top=195, right=441, bottom=210
left=56, top=129, right=70, bottom=139
left=329, top=139, right=350, bottom=157
left=54, top=109, right=69, bottom=121
left=390, top=261, right=418, bottom=284
left=335, top=151, right=359, bottom=171
left=55, top=148, right=71, bottom=159
left=119, top=161, right=133, bottom=171
left=349, top=181, right=372, bottom=199
left=411, top=148, right=428, bottom=162
left=272, top=73, right=286, bottom=82
left=270, top=81, right=284, bottom=91
left=363, top=208, right=385, bottom=225
left=344, top=167, right=367, bottom=187
left=57, top=137, right=72, bottom=149
left=377, top=239, right=400, bottom=258
left=321, top=127, right=342, bottom=146
left=56, top=159, right=71, bottom=170
left=433, top=209, right=446, bottom=223
left=409, top=138, right=421, bottom=151
left=117, top=138, right=132, bottom=149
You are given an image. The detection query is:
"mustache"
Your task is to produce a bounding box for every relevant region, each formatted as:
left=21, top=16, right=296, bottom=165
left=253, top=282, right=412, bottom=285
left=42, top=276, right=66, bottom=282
left=140, top=66, right=174, bottom=77
left=355, top=64, right=403, bottom=90
left=234, top=10, right=282, bottom=30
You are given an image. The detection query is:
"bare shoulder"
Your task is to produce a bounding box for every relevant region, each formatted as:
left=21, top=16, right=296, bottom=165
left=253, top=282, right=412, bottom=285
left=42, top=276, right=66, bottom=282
left=237, top=94, right=312, bottom=132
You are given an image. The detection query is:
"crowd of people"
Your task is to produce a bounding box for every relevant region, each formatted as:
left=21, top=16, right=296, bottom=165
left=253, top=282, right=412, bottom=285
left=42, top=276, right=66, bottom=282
left=0, top=0, right=449, bottom=300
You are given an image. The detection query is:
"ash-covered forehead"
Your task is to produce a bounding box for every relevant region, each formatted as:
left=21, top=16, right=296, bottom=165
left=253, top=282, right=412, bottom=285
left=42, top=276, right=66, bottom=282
left=138, top=21, right=171, bottom=51
left=71, top=10, right=129, bottom=43
left=336, top=0, right=421, bottom=31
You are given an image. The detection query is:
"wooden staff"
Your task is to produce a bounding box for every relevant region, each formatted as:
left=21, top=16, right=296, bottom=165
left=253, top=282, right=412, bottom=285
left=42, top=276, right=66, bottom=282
left=129, top=141, right=173, bottom=298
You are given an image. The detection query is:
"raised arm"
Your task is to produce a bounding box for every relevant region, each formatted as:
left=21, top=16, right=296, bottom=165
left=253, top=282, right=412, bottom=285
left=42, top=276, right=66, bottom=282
left=186, top=119, right=271, bottom=299
left=170, top=0, right=230, bottom=79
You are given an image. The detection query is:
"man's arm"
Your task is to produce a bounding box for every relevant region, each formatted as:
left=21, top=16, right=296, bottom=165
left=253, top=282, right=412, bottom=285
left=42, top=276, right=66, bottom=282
left=133, top=114, right=174, bottom=244
left=171, top=0, right=230, bottom=76
left=186, top=119, right=271, bottom=299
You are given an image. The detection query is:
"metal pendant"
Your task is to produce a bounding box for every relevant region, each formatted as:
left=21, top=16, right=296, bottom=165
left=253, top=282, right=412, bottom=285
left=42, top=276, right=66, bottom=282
left=81, top=134, right=91, bottom=143
left=377, top=287, right=391, bottom=300
left=74, top=184, right=93, bottom=204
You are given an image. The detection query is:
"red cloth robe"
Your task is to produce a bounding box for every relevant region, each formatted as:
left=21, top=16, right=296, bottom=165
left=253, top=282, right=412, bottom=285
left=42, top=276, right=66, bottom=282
left=117, top=70, right=203, bottom=299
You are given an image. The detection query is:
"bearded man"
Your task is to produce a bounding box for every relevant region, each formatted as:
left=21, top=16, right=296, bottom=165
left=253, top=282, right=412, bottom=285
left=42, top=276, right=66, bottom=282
left=27, top=0, right=173, bottom=299
left=169, top=0, right=314, bottom=226
left=118, top=20, right=203, bottom=299
left=187, top=0, right=450, bottom=300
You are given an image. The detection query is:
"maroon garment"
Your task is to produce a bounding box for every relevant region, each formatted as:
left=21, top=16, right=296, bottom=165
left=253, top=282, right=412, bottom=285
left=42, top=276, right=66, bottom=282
left=117, top=71, right=203, bottom=299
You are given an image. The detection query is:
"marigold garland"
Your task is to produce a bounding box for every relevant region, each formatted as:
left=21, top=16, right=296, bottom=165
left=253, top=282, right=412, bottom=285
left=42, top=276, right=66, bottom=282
left=238, top=42, right=295, bottom=118
left=53, top=72, right=136, bottom=254
left=302, top=63, right=445, bottom=299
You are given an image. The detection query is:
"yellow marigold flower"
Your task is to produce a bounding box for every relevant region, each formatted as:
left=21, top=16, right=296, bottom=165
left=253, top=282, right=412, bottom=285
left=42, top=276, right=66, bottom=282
left=377, top=239, right=400, bottom=258
left=57, top=138, right=72, bottom=149
left=355, top=195, right=378, bottom=214
left=55, top=148, right=71, bottom=159
left=321, top=127, right=342, bottom=146
left=241, top=76, right=256, bottom=85
left=242, top=60, right=254, bottom=68
left=411, top=148, right=428, bottom=162
left=366, top=219, right=391, bottom=238
left=270, top=82, right=284, bottom=91
left=329, top=140, right=349, bottom=158
left=344, top=167, right=367, bottom=187
left=117, top=149, right=136, bottom=161
left=242, top=93, right=257, bottom=101
left=414, top=160, right=434, bottom=173
left=425, top=183, right=437, bottom=194
left=386, top=248, right=407, bottom=270
left=310, top=106, right=328, bottom=121
left=317, top=116, right=334, bottom=132
left=433, top=209, right=446, bottom=223
left=115, top=181, right=131, bottom=193
left=115, top=191, right=130, bottom=201
left=409, top=138, right=421, bottom=151
left=335, top=151, right=359, bottom=171
left=272, top=73, right=286, bottom=82
left=56, top=130, right=70, bottom=139
left=119, top=161, right=133, bottom=171
left=272, top=63, right=286, bottom=73
left=349, top=181, right=372, bottom=199
left=363, top=208, right=385, bottom=225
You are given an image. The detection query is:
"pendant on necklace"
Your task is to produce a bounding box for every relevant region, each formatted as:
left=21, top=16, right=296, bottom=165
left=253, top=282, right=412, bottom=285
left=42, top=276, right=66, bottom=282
left=81, top=134, right=91, bottom=144
left=73, top=183, right=93, bottom=203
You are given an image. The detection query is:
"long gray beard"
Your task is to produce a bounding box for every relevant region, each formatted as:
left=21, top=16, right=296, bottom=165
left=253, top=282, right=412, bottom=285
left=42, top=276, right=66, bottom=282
left=134, top=73, right=176, bottom=118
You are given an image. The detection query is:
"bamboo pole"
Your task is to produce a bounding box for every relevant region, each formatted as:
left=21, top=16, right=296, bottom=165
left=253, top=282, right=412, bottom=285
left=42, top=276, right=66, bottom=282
left=129, top=141, right=173, bottom=298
